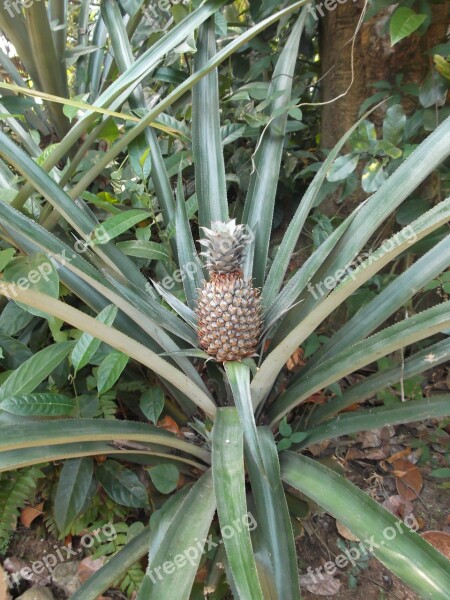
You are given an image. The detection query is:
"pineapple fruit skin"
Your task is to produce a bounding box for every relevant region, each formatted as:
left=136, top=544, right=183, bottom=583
left=196, top=220, right=262, bottom=362
left=197, top=272, right=262, bottom=362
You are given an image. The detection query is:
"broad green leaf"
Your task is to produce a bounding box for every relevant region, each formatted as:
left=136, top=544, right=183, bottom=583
left=175, top=173, right=204, bottom=310
left=390, top=8, right=427, bottom=46
left=71, top=304, right=118, bottom=373
left=224, top=362, right=266, bottom=476
left=243, top=12, right=306, bottom=287
left=97, top=351, right=129, bottom=395
left=281, top=452, right=450, bottom=597
left=0, top=301, right=34, bottom=336
left=0, top=393, right=74, bottom=417
left=92, top=210, right=151, bottom=244
left=382, top=104, right=406, bottom=146
left=361, top=159, right=387, bottom=192
left=147, top=464, right=179, bottom=494
left=0, top=285, right=215, bottom=415
left=0, top=418, right=211, bottom=463
left=4, top=252, right=59, bottom=318
left=430, top=468, right=450, bottom=478
left=70, top=526, right=150, bottom=600
left=0, top=334, right=32, bottom=369
left=308, top=337, right=450, bottom=425
left=0, top=248, right=15, bottom=271
left=54, top=457, right=94, bottom=533
left=298, top=395, right=450, bottom=449
left=0, top=341, right=74, bottom=402
left=140, top=386, right=165, bottom=424
left=115, top=241, right=169, bottom=261
left=246, top=427, right=300, bottom=600
left=212, top=408, right=264, bottom=600
left=96, top=459, right=149, bottom=508
left=192, top=17, right=228, bottom=230
left=326, top=154, right=359, bottom=182
left=138, top=470, right=216, bottom=599
left=268, top=300, right=450, bottom=424
left=129, top=136, right=152, bottom=181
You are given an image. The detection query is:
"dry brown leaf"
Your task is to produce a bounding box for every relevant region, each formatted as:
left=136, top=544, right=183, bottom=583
left=286, top=347, right=305, bottom=372
left=299, top=570, right=341, bottom=595
left=336, top=520, right=360, bottom=541
left=386, top=447, right=412, bottom=463
left=345, top=447, right=365, bottom=461
left=338, top=402, right=360, bottom=413
left=158, top=416, right=180, bottom=435
left=78, top=557, right=105, bottom=583
left=20, top=502, right=44, bottom=528
left=307, top=441, right=331, bottom=457
left=392, top=458, right=423, bottom=501
left=194, top=566, right=208, bottom=583
left=421, top=531, right=450, bottom=559
left=381, top=495, right=414, bottom=520
left=304, top=391, right=327, bottom=405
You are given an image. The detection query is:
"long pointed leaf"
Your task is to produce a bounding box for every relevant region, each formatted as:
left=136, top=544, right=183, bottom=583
left=281, top=452, right=450, bottom=598
left=212, top=408, right=264, bottom=600
left=137, top=471, right=216, bottom=599
left=253, top=196, right=450, bottom=407
left=268, top=300, right=450, bottom=424
left=0, top=284, right=216, bottom=416
left=193, top=17, right=228, bottom=229
left=246, top=427, right=300, bottom=600
left=243, top=11, right=306, bottom=287
left=298, top=395, right=450, bottom=449
left=308, top=337, right=450, bottom=425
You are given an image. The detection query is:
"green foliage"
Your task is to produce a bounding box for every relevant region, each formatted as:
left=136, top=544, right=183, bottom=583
left=0, top=466, right=45, bottom=552
left=0, top=0, right=450, bottom=598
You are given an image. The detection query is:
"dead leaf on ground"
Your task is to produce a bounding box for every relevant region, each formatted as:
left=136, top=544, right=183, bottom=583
left=286, top=347, right=305, bottom=372
left=421, top=531, right=450, bottom=559
left=336, top=520, right=360, bottom=541
left=304, top=391, right=327, bottom=405
left=299, top=570, right=341, bottom=595
left=78, top=557, right=105, bottom=582
left=386, top=447, right=413, bottom=463
left=382, top=495, right=414, bottom=521
left=157, top=416, right=180, bottom=435
left=20, top=502, right=44, bottom=528
left=392, top=458, right=423, bottom=501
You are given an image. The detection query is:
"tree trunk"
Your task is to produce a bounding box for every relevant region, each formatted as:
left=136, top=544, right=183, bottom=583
left=319, top=0, right=448, bottom=215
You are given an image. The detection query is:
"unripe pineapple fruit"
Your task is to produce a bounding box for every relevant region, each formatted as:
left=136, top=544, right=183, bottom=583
left=196, top=220, right=262, bottom=362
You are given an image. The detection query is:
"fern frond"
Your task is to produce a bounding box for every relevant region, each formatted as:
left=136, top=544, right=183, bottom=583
left=0, top=467, right=45, bottom=552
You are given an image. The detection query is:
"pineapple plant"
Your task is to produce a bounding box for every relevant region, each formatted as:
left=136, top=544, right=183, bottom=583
left=196, top=220, right=262, bottom=362
left=0, top=2, right=449, bottom=599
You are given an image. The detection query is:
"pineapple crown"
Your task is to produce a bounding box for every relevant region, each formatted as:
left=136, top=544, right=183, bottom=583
left=199, top=219, right=250, bottom=274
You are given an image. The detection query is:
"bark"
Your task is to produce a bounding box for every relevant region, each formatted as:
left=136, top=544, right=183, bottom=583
left=318, top=0, right=448, bottom=215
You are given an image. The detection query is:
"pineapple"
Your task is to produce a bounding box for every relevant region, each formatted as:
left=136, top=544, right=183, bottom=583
left=196, top=220, right=262, bottom=362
